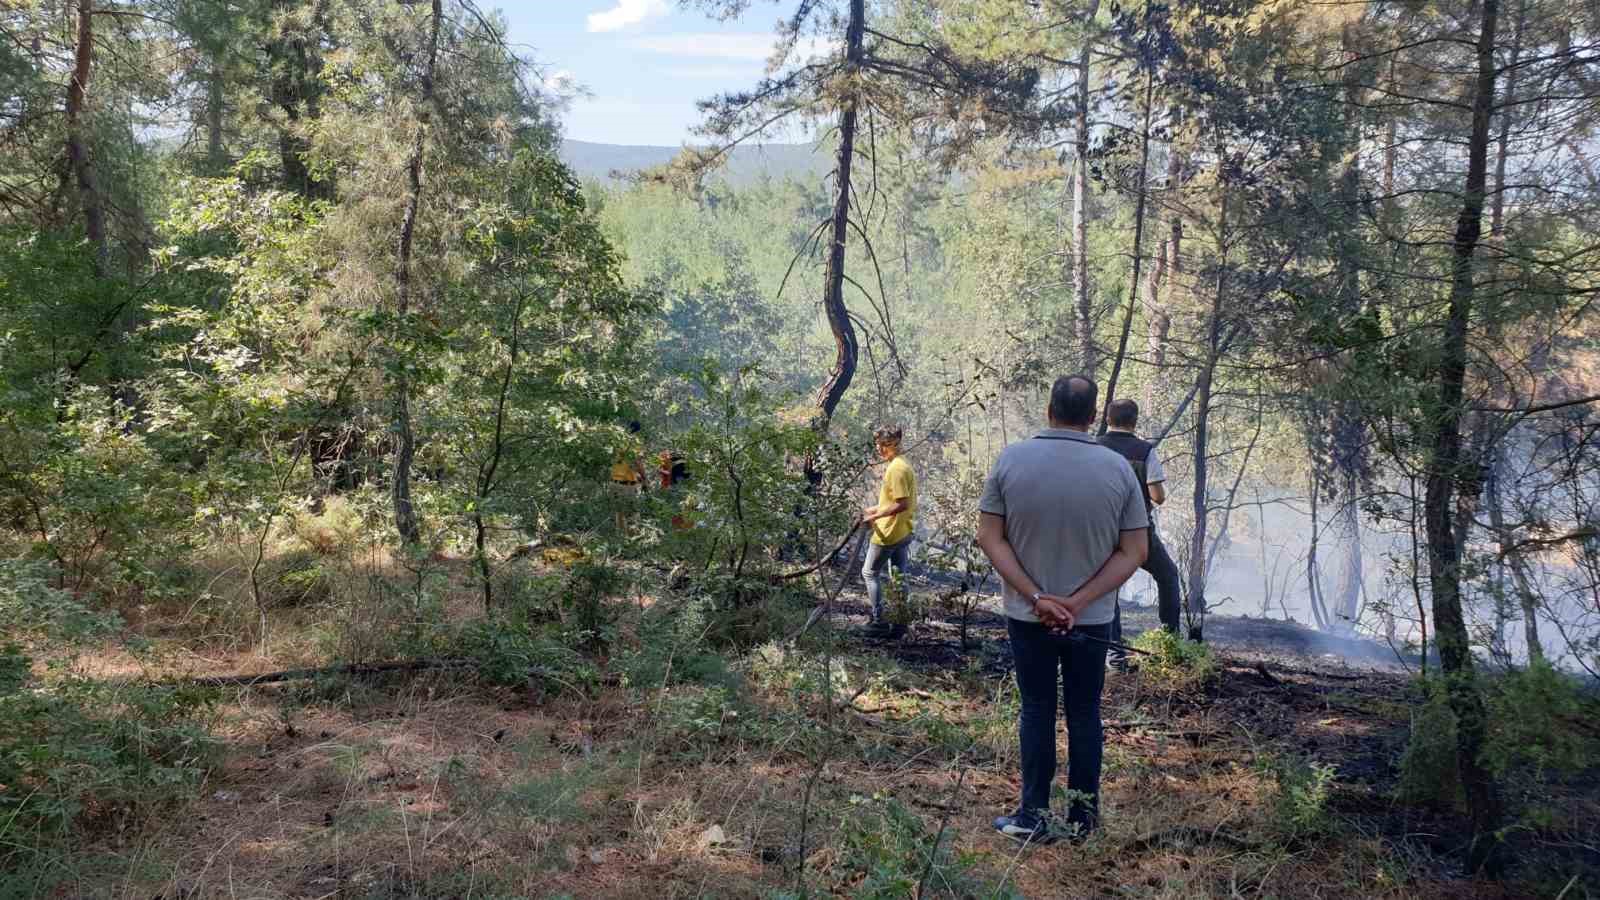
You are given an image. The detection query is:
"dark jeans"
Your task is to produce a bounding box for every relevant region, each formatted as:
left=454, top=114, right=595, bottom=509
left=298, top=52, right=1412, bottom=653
left=1008, top=617, right=1109, bottom=833
left=862, top=535, right=912, bottom=623
left=1110, top=527, right=1182, bottom=662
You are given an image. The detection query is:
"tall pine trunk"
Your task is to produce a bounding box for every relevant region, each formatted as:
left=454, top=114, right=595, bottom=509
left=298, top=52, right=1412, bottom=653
left=1098, top=30, right=1154, bottom=431
left=64, top=0, right=106, bottom=276
left=1185, top=155, right=1228, bottom=640
left=1070, top=0, right=1101, bottom=374
left=813, top=0, right=865, bottom=433
left=1422, top=0, right=1504, bottom=873
left=390, top=0, right=442, bottom=545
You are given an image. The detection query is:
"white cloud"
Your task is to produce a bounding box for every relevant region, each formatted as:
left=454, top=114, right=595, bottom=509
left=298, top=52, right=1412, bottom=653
left=587, top=0, right=669, bottom=34
left=627, top=32, right=835, bottom=63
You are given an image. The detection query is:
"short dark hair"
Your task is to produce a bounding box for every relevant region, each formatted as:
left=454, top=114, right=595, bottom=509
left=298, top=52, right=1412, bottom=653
left=873, top=425, right=903, bottom=446
left=1106, top=398, right=1139, bottom=429
left=1048, top=375, right=1098, bottom=427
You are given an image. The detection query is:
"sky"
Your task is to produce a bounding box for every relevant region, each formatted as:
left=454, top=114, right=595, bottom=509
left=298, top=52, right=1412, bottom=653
left=501, top=1, right=817, bottom=147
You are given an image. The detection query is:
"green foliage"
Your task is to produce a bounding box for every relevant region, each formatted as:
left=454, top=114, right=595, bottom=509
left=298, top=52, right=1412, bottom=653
left=1398, top=665, right=1598, bottom=810
left=819, top=792, right=1018, bottom=900
left=1130, top=629, right=1219, bottom=691
left=0, top=562, right=219, bottom=871
left=618, top=595, right=741, bottom=692
left=1396, top=684, right=1462, bottom=808
left=1260, top=755, right=1338, bottom=838
left=1481, top=660, right=1599, bottom=778
left=453, top=617, right=598, bottom=692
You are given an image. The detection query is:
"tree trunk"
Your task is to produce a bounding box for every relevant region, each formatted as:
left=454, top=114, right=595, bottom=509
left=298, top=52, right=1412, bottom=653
left=1337, top=492, right=1363, bottom=631
left=1070, top=0, right=1102, bottom=374
left=1484, top=0, right=1526, bottom=663
left=64, top=0, right=106, bottom=276
left=1142, top=135, right=1181, bottom=415
left=1184, top=157, right=1227, bottom=641
left=812, top=0, right=866, bottom=432
left=1098, top=41, right=1155, bottom=432
left=1307, top=469, right=1330, bottom=630
left=207, top=63, right=226, bottom=172
left=390, top=0, right=443, bottom=546
left=1421, top=0, right=1504, bottom=873
left=1508, top=551, right=1545, bottom=662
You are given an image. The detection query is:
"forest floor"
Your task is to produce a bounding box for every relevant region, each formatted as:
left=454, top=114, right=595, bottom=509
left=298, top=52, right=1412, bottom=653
left=23, top=563, right=1600, bottom=900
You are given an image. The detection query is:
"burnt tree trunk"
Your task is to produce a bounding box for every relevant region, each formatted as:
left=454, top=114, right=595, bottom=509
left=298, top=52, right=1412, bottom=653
left=390, top=0, right=442, bottom=546
left=812, top=0, right=866, bottom=434
left=1421, top=0, right=1504, bottom=873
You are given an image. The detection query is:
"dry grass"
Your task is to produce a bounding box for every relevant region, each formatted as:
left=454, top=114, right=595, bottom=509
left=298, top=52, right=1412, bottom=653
left=30, top=578, right=1597, bottom=899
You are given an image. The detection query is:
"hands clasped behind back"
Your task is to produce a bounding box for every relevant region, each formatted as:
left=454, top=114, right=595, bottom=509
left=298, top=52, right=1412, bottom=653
left=1033, top=594, right=1076, bottom=630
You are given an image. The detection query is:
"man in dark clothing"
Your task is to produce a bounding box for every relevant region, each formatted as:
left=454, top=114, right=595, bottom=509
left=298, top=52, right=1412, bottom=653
left=978, top=376, right=1148, bottom=844
left=1099, top=399, right=1184, bottom=667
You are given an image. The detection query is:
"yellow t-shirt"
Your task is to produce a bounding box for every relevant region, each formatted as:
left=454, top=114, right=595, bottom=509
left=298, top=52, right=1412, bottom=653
left=871, top=456, right=916, bottom=546
left=610, top=456, right=640, bottom=484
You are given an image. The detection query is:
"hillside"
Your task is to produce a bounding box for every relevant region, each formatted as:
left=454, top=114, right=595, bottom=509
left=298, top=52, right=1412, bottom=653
left=559, top=138, right=828, bottom=186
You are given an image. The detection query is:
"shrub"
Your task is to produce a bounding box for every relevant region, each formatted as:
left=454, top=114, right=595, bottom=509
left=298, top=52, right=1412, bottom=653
left=454, top=616, right=598, bottom=692
left=1482, top=660, right=1599, bottom=778
left=814, top=792, right=1018, bottom=900
left=1397, top=665, right=1598, bottom=810
left=1262, top=754, right=1338, bottom=838
left=0, top=560, right=221, bottom=875
left=1131, top=628, right=1218, bottom=691
left=617, top=595, right=740, bottom=692
left=1396, top=685, right=1461, bottom=808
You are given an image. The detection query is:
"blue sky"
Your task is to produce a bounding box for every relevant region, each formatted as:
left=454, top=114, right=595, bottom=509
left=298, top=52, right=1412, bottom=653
left=500, top=1, right=819, bottom=146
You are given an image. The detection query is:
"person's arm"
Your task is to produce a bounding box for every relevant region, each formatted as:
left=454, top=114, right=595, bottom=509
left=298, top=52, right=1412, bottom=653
left=1146, top=447, right=1167, bottom=506
left=976, top=513, right=1075, bottom=628
left=1061, top=527, right=1149, bottom=619
left=863, top=498, right=910, bottom=522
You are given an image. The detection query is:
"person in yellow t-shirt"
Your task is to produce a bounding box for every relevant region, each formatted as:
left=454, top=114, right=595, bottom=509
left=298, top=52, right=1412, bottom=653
left=609, top=421, right=647, bottom=532
left=861, top=425, right=916, bottom=636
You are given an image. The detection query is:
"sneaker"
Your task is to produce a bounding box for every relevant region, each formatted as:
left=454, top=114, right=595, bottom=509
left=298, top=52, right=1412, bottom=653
left=992, top=813, right=1056, bottom=846
left=863, top=619, right=893, bottom=637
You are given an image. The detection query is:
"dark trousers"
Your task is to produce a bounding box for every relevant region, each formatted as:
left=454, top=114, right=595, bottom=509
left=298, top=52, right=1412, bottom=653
left=1110, top=527, right=1182, bottom=661
left=1008, top=617, right=1109, bottom=832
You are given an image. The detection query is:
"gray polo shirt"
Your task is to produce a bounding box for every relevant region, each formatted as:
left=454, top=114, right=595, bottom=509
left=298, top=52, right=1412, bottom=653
left=978, top=427, right=1149, bottom=625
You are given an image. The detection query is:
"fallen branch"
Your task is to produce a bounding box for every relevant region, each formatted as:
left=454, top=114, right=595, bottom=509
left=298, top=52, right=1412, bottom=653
left=778, top=521, right=864, bottom=581
left=792, top=527, right=871, bottom=644
left=160, top=658, right=473, bottom=688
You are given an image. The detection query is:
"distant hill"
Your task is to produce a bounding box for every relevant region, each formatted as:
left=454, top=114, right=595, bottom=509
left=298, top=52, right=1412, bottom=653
left=558, top=139, right=828, bottom=187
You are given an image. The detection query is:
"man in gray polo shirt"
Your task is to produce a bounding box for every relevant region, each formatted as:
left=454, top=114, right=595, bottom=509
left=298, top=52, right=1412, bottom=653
left=977, top=375, right=1149, bottom=844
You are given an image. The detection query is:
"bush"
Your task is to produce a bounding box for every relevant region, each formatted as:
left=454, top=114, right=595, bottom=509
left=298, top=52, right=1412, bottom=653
left=0, top=560, right=221, bottom=876
left=1262, top=754, right=1338, bottom=838
left=255, top=547, right=333, bottom=607
left=453, top=616, right=598, bottom=692
left=1396, top=685, right=1461, bottom=808
left=617, top=595, right=740, bottom=692
left=1131, top=629, right=1218, bottom=691
left=1482, top=660, right=1599, bottom=778
left=1397, top=665, right=1598, bottom=810
left=810, top=792, right=1018, bottom=900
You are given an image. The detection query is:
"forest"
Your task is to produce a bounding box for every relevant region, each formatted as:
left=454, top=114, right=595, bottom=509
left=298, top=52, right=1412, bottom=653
left=1, top=0, right=1599, bottom=896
